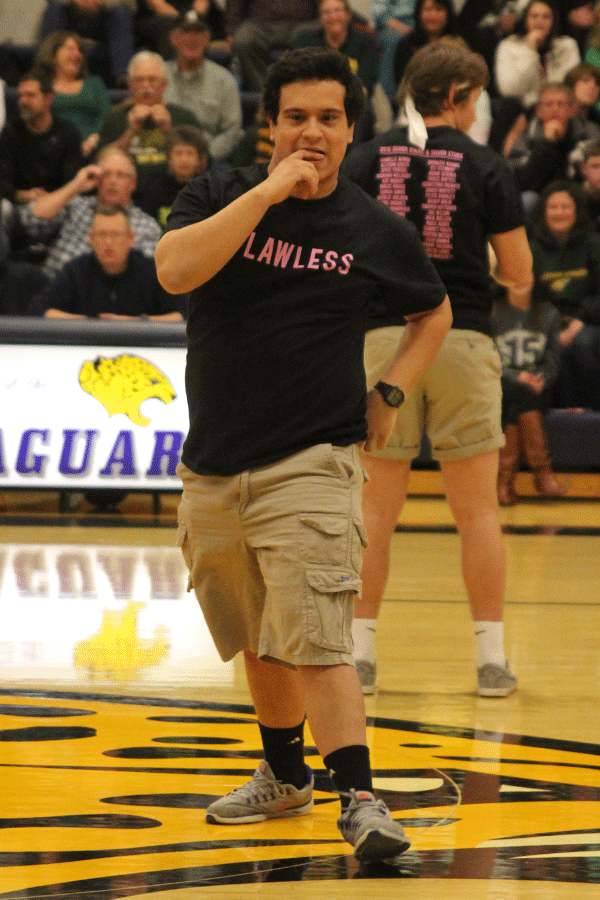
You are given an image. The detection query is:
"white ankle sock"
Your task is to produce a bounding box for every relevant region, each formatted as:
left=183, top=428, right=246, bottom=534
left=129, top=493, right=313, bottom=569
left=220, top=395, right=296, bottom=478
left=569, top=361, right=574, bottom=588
left=474, top=621, right=505, bottom=668
left=352, top=618, right=377, bottom=664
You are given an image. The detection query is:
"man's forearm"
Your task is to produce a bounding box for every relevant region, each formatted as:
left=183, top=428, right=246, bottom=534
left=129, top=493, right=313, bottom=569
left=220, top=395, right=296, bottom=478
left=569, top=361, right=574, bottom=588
left=156, top=183, right=272, bottom=294
left=382, top=296, right=453, bottom=392
left=32, top=180, right=80, bottom=219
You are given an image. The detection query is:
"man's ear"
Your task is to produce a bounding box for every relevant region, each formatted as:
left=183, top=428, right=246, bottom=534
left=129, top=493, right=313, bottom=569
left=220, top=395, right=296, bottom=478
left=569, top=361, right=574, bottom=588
left=446, top=84, right=459, bottom=110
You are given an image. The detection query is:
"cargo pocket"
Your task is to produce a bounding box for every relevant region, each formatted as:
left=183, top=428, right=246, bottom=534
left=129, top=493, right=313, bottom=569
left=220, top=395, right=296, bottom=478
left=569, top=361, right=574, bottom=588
left=304, top=568, right=361, bottom=652
left=351, top=519, right=369, bottom=572
left=176, top=522, right=193, bottom=593
left=298, top=514, right=350, bottom=567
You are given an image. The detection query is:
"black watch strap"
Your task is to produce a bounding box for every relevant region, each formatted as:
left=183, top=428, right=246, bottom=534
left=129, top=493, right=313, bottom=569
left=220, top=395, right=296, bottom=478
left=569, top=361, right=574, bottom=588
left=374, top=380, right=405, bottom=408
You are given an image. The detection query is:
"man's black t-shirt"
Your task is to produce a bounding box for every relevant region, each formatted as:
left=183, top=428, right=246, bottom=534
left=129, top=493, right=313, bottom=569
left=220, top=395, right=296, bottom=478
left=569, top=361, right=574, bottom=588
left=0, top=117, right=84, bottom=201
left=342, top=125, right=525, bottom=335
left=166, top=164, right=446, bottom=476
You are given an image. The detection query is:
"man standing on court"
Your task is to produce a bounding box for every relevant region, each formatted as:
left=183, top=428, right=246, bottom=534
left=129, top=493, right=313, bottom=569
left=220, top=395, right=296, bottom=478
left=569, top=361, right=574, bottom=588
left=156, top=48, right=451, bottom=859
left=342, top=41, right=533, bottom=698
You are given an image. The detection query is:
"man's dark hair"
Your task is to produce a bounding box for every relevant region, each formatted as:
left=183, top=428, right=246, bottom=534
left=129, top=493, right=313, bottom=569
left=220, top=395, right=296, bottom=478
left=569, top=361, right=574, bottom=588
left=262, top=48, right=365, bottom=125
left=19, top=65, right=54, bottom=95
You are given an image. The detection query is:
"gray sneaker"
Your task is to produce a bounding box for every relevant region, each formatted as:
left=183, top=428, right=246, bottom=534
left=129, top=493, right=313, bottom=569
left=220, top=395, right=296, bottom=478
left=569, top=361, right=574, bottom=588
left=477, top=662, right=518, bottom=697
left=337, top=789, right=411, bottom=861
left=356, top=659, right=377, bottom=695
left=205, top=760, right=314, bottom=824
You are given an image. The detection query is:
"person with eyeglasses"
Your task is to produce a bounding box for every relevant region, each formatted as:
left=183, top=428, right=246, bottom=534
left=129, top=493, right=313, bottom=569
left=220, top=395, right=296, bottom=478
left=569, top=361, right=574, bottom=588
left=17, top=147, right=163, bottom=281
left=96, top=50, right=202, bottom=197
left=30, top=203, right=185, bottom=320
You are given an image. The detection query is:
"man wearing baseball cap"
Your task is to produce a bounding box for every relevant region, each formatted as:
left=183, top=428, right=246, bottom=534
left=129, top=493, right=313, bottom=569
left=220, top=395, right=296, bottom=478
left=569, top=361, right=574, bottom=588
left=164, top=10, right=242, bottom=161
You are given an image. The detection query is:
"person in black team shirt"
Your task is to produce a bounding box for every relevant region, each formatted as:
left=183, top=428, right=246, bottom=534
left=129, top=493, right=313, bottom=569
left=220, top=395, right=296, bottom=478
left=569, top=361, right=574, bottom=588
left=342, top=40, right=533, bottom=698
left=156, top=47, right=451, bottom=859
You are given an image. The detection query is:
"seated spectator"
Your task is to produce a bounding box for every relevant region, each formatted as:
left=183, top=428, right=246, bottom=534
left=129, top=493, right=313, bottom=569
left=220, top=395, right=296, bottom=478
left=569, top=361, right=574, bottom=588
left=294, top=0, right=378, bottom=96
left=0, top=67, right=84, bottom=205
left=227, top=0, right=319, bottom=91
left=40, top=0, right=136, bottom=88
left=135, top=0, right=227, bottom=60
left=30, top=203, right=186, bottom=319
left=564, top=60, right=600, bottom=127
left=163, top=11, right=242, bottom=161
left=529, top=179, right=600, bottom=409
left=393, top=0, right=457, bottom=90
left=18, top=147, right=162, bottom=279
left=457, top=0, right=522, bottom=85
left=506, top=81, right=598, bottom=215
left=140, top=124, right=209, bottom=227
left=495, top=0, right=581, bottom=112
left=580, top=137, right=600, bottom=222
left=228, top=100, right=274, bottom=166
left=96, top=50, right=201, bottom=197
left=35, top=30, right=112, bottom=158
left=492, top=278, right=565, bottom=503
left=0, top=198, right=50, bottom=315
left=372, top=0, right=416, bottom=99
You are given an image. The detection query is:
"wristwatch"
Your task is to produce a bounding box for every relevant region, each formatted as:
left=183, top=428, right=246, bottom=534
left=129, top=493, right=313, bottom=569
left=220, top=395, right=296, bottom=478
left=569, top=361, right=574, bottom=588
left=374, top=380, right=405, bottom=408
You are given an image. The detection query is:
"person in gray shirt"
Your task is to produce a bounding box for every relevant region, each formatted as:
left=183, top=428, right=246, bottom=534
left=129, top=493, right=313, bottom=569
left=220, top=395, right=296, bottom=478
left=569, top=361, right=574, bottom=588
left=164, top=11, right=242, bottom=160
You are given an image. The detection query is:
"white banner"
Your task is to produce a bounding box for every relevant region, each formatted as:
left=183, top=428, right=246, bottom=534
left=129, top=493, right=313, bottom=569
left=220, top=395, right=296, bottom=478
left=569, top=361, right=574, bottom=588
left=0, top=343, right=189, bottom=489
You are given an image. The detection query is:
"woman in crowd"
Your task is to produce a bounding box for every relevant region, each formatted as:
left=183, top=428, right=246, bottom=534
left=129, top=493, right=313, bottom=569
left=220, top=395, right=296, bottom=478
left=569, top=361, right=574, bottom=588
left=36, top=31, right=112, bottom=158
left=529, top=179, right=600, bottom=409
left=393, top=0, right=457, bottom=88
left=495, top=0, right=581, bottom=112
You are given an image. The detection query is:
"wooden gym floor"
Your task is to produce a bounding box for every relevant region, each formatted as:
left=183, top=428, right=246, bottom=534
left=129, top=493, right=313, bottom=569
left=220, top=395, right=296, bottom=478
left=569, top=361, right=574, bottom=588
left=0, top=474, right=599, bottom=900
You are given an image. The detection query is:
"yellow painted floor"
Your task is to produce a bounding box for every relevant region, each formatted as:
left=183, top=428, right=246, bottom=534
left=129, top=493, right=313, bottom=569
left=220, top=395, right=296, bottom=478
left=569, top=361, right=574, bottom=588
left=0, top=485, right=599, bottom=899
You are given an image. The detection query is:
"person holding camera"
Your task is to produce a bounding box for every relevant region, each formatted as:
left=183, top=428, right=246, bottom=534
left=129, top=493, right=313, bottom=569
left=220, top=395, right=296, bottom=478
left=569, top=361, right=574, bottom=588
left=96, top=50, right=201, bottom=198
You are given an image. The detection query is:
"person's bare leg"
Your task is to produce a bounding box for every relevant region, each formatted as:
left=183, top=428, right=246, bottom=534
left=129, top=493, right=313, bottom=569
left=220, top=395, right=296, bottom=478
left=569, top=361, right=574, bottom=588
left=441, top=450, right=516, bottom=696
left=243, top=649, right=306, bottom=727
left=441, top=450, right=505, bottom=623
left=244, top=651, right=366, bottom=754
left=296, top=663, right=367, bottom=756
left=352, top=455, right=411, bottom=691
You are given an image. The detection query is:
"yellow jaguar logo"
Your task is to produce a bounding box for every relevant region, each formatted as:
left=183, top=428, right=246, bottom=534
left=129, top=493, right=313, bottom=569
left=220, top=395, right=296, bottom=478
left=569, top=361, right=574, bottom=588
left=79, top=354, right=176, bottom=426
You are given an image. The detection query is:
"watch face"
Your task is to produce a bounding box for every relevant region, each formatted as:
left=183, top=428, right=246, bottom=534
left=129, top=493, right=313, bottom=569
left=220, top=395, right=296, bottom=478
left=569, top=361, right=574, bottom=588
left=386, top=386, right=404, bottom=407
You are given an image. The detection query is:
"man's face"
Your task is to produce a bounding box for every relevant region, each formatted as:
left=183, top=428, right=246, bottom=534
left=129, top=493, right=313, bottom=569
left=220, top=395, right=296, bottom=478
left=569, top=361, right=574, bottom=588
left=582, top=154, right=600, bottom=192
left=97, top=153, right=137, bottom=206
left=170, top=27, right=210, bottom=63
left=536, top=90, right=573, bottom=126
left=320, top=0, right=351, bottom=35
left=89, top=212, right=134, bottom=275
left=169, top=143, right=207, bottom=182
left=17, top=80, right=51, bottom=126
left=128, top=59, right=167, bottom=105
left=269, top=79, right=354, bottom=198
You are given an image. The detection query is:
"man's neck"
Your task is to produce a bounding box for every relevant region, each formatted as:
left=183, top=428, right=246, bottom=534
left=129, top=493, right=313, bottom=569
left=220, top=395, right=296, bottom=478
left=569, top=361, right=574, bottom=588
left=26, top=111, right=53, bottom=135
left=178, top=56, right=204, bottom=74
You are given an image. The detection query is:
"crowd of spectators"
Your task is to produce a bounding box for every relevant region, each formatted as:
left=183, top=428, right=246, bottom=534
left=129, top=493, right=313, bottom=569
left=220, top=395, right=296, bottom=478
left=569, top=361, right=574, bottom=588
left=1, top=0, right=600, bottom=435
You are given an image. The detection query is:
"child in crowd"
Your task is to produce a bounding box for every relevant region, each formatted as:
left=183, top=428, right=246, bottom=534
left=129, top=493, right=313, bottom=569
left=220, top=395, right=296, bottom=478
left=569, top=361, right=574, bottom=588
left=139, top=124, right=210, bottom=229
left=492, top=279, right=565, bottom=504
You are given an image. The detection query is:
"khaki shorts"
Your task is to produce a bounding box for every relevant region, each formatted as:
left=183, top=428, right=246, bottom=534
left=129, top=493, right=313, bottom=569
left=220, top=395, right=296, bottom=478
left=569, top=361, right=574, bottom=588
left=176, top=444, right=366, bottom=667
left=364, top=326, right=504, bottom=462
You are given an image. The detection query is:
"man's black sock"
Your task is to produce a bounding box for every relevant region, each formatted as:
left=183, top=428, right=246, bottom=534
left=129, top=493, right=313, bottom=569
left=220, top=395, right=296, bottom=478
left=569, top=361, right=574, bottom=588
left=324, top=744, right=373, bottom=810
left=258, top=720, right=306, bottom=789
